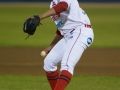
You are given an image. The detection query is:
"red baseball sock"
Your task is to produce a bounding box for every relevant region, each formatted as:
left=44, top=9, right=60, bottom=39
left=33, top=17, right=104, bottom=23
left=54, top=70, right=72, bottom=90
left=46, top=70, right=59, bottom=90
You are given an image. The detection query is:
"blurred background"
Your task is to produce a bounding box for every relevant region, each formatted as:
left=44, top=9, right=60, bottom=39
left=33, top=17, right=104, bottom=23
left=0, top=0, right=120, bottom=76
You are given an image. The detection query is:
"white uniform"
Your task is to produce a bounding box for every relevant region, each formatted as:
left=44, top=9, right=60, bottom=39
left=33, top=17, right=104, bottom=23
left=44, top=0, right=94, bottom=75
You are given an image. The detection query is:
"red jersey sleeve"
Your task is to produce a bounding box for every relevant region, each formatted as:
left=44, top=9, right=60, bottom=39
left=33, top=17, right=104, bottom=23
left=53, top=2, right=68, bottom=14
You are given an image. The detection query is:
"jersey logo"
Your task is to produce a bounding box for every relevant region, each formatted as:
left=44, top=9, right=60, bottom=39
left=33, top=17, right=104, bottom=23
left=82, top=11, right=86, bottom=15
left=52, top=1, right=56, bottom=7
left=56, top=18, right=64, bottom=28
left=68, top=36, right=73, bottom=39
left=87, top=37, right=92, bottom=45
left=82, top=9, right=86, bottom=15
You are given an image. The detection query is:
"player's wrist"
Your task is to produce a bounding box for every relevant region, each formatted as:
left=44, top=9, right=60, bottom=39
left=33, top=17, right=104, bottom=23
left=39, top=15, right=43, bottom=20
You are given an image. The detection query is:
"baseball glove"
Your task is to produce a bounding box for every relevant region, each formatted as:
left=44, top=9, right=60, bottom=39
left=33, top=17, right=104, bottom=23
left=23, top=15, right=42, bottom=39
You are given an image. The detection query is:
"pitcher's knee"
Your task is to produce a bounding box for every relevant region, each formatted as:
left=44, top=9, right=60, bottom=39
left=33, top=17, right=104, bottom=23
left=60, top=64, right=74, bottom=75
left=43, top=58, right=57, bottom=72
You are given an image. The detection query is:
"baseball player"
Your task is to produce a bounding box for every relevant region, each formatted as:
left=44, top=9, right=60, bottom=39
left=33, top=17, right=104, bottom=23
left=39, top=0, right=94, bottom=90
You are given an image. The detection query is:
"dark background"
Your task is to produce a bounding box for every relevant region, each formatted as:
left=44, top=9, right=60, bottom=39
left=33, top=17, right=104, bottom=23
left=0, top=0, right=120, bottom=2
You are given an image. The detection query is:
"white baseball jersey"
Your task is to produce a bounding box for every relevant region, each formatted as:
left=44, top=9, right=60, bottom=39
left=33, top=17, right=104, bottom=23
left=50, top=0, right=91, bottom=35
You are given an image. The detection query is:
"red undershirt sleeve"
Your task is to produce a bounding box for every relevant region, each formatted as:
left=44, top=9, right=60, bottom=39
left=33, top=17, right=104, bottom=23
left=56, top=29, right=63, bottom=37
left=53, top=2, right=68, bottom=14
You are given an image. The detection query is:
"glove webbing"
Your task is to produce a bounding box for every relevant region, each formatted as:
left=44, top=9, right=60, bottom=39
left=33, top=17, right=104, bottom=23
left=25, top=22, right=42, bottom=40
